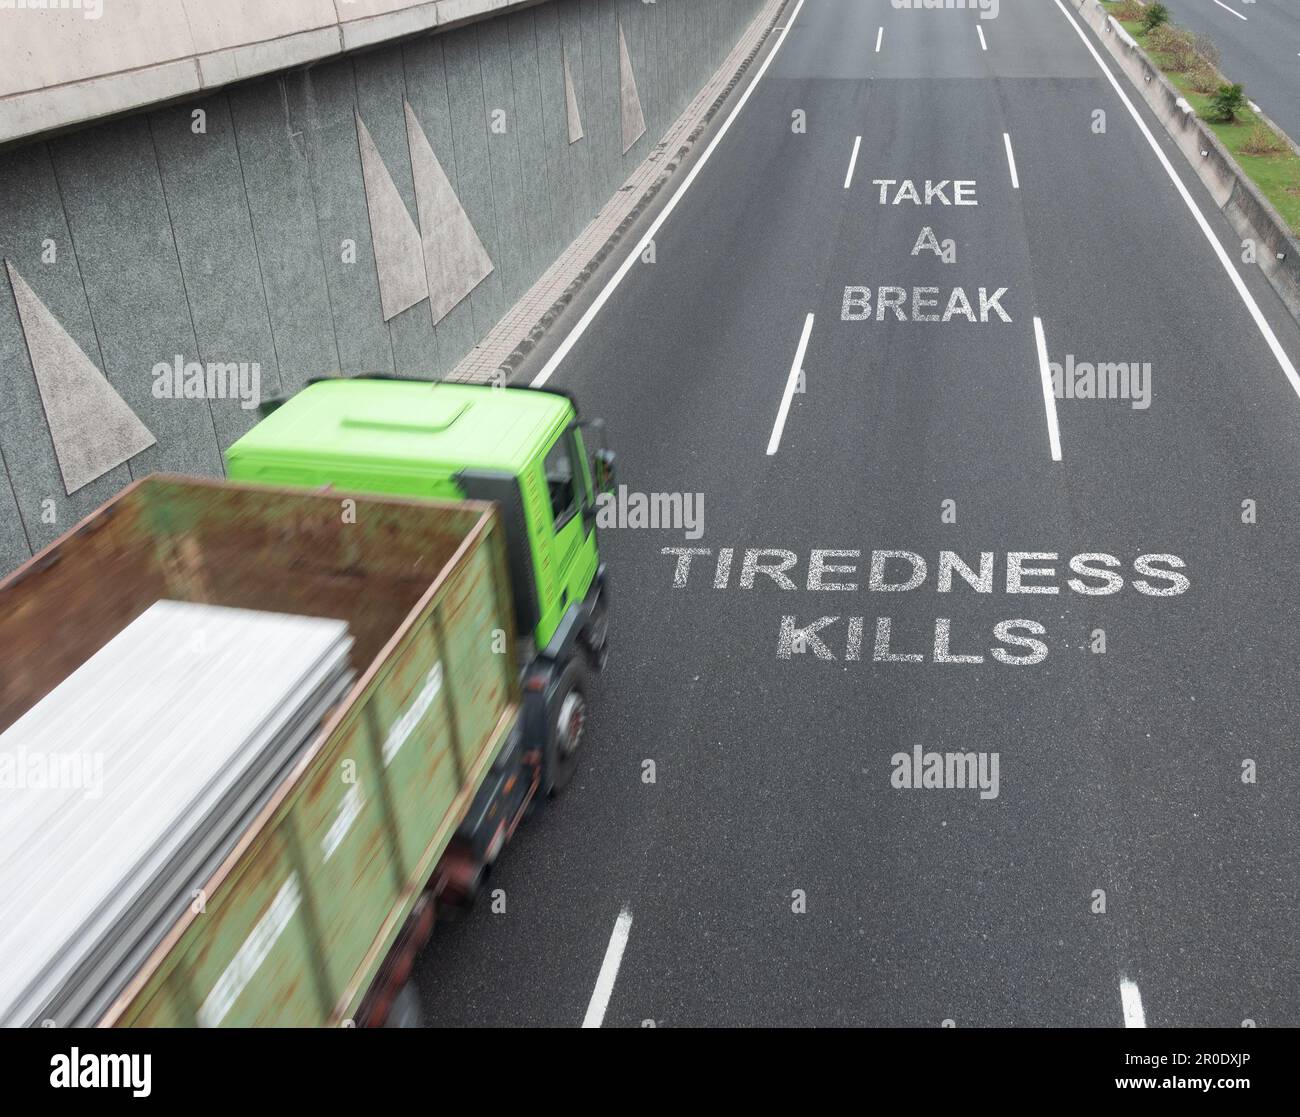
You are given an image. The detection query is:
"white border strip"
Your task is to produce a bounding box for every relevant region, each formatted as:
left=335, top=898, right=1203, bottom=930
left=582, top=907, right=633, bottom=1028
left=532, top=0, right=807, bottom=388
left=1053, top=0, right=1300, bottom=398
left=767, top=313, right=815, bottom=455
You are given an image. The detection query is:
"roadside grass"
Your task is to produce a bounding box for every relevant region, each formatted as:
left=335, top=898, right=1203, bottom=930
left=1101, top=1, right=1300, bottom=235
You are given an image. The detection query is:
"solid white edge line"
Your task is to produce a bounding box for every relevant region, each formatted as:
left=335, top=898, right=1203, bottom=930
left=531, top=0, right=808, bottom=388
left=1002, top=131, right=1020, bottom=189
left=1120, top=978, right=1147, bottom=1028
left=767, top=313, right=815, bottom=456
left=977, top=25, right=988, bottom=51
left=876, top=26, right=883, bottom=53
left=843, top=135, right=862, bottom=189
left=1033, top=317, right=1063, bottom=462
left=1212, top=0, right=1248, bottom=21
left=582, top=908, right=633, bottom=1029
left=1053, top=0, right=1300, bottom=398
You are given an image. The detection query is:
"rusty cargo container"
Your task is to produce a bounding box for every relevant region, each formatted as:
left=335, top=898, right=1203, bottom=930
left=0, top=475, right=521, bottom=1027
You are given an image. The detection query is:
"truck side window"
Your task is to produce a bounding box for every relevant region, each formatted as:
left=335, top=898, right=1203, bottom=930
left=544, top=436, right=577, bottom=528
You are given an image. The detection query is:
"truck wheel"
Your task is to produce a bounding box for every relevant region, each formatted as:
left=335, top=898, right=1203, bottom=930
left=544, top=660, right=589, bottom=796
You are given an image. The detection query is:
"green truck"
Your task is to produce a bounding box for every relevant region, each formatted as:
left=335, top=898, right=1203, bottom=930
left=0, top=380, right=614, bottom=1027
left=228, top=378, right=616, bottom=797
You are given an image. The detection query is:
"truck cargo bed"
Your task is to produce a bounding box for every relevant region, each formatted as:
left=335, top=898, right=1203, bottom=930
left=0, top=475, right=520, bottom=1026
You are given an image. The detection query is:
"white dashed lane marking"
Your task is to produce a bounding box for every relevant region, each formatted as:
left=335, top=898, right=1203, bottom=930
left=582, top=908, right=633, bottom=1029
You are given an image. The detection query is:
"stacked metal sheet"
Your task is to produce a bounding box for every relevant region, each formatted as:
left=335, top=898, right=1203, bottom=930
left=0, top=601, right=354, bottom=1027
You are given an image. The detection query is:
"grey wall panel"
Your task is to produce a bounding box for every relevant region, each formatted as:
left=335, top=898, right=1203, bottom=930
left=555, top=0, right=598, bottom=237
left=508, top=10, right=559, bottom=288
left=694, top=1, right=710, bottom=109
left=442, top=25, right=508, bottom=338
left=477, top=19, right=533, bottom=310
left=579, top=1, right=610, bottom=206
left=228, top=79, right=341, bottom=393
left=592, top=0, right=614, bottom=200
left=693, top=0, right=709, bottom=112
left=353, top=49, right=440, bottom=375
left=402, top=36, right=478, bottom=376
left=664, top=0, right=681, bottom=134
left=692, top=1, right=707, bottom=111
left=49, top=118, right=222, bottom=481
left=532, top=4, right=580, bottom=250
left=700, top=2, right=714, bottom=94
left=0, top=142, right=130, bottom=551
left=642, top=0, right=660, bottom=146
left=598, top=1, right=623, bottom=200
left=680, top=0, right=696, bottom=123
left=682, top=0, right=698, bottom=119
left=651, top=0, right=669, bottom=143
left=286, top=63, right=396, bottom=378
left=150, top=96, right=284, bottom=448
left=622, top=0, right=652, bottom=160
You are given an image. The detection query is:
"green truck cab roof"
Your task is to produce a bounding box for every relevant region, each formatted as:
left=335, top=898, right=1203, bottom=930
left=225, top=379, right=573, bottom=483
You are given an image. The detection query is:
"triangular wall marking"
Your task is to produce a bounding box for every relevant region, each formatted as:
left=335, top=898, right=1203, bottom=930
left=355, top=111, right=429, bottom=322
left=563, top=48, right=584, bottom=144
left=404, top=101, right=495, bottom=326
left=618, top=23, right=646, bottom=155
left=5, top=260, right=156, bottom=496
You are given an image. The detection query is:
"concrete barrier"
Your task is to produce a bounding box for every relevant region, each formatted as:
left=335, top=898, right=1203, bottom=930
left=1069, top=0, right=1300, bottom=323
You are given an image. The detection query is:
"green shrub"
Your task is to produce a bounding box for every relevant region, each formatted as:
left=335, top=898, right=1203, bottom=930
left=1208, top=83, right=1246, bottom=124
left=1142, top=4, right=1169, bottom=33
left=1112, top=0, right=1144, bottom=19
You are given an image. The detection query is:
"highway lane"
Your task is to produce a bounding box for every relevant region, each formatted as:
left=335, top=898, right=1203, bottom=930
left=1159, top=0, right=1300, bottom=145
left=415, top=0, right=1300, bottom=1026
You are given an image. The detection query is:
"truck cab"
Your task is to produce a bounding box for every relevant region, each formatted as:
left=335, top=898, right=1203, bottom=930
left=225, top=377, right=615, bottom=797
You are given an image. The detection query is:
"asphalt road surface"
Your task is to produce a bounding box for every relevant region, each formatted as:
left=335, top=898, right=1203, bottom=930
left=1160, top=0, right=1300, bottom=145
left=415, top=0, right=1300, bottom=1027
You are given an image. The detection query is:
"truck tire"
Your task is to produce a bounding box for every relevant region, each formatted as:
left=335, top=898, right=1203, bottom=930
left=544, top=659, right=589, bottom=796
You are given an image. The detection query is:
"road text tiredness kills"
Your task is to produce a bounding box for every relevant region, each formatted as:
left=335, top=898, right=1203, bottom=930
left=660, top=548, right=1190, bottom=666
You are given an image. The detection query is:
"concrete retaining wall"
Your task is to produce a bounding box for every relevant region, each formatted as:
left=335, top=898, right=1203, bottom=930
left=0, top=1, right=558, bottom=147
left=0, top=0, right=767, bottom=574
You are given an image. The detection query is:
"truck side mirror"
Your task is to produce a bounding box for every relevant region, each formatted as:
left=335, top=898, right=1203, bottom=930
left=593, top=449, right=616, bottom=496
